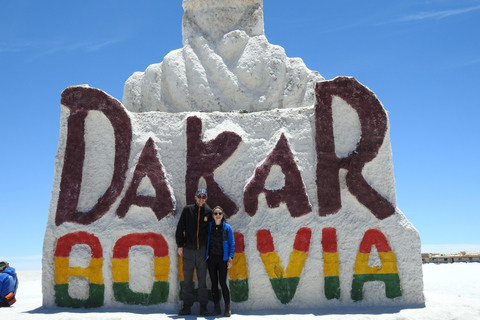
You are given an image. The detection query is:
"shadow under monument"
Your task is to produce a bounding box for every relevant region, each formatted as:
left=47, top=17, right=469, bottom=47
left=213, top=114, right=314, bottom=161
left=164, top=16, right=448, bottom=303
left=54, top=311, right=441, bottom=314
left=24, top=303, right=425, bottom=317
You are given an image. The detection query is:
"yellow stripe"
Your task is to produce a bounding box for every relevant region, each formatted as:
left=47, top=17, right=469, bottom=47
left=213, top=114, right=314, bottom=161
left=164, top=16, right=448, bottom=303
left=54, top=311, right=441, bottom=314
left=354, top=252, right=399, bottom=275
left=177, top=256, right=184, bottom=281
left=228, top=253, right=248, bottom=280
left=177, top=257, right=196, bottom=281
left=86, top=258, right=104, bottom=284
left=54, top=257, right=69, bottom=284
left=54, top=257, right=103, bottom=285
left=112, top=257, right=170, bottom=283
left=323, top=252, right=339, bottom=277
left=112, top=258, right=129, bottom=283
left=285, top=249, right=308, bottom=278
left=260, top=252, right=284, bottom=279
left=154, top=256, right=170, bottom=282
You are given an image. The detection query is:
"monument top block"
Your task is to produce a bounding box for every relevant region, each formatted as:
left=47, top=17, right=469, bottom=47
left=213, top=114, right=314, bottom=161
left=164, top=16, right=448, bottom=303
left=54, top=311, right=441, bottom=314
left=122, top=0, right=323, bottom=113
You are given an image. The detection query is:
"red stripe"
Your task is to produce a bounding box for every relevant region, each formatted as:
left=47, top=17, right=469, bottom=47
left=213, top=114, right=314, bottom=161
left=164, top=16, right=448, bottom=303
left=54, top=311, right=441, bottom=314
left=321, top=228, right=337, bottom=253
left=293, top=227, right=312, bottom=253
left=113, top=233, right=169, bottom=259
left=234, top=232, right=245, bottom=253
left=358, top=229, right=392, bottom=253
left=256, top=229, right=274, bottom=254
left=54, top=231, right=103, bottom=258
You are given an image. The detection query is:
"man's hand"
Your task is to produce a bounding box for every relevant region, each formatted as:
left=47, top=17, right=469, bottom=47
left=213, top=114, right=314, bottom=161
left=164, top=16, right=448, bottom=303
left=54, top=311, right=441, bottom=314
left=178, top=247, right=184, bottom=257
left=227, top=258, right=233, bottom=269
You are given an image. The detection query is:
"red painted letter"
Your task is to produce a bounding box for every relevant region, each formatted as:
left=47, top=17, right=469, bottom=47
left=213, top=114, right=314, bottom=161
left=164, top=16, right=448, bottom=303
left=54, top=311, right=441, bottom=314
left=185, top=116, right=242, bottom=216
left=116, top=138, right=174, bottom=220
left=315, top=77, right=394, bottom=219
left=56, top=87, right=131, bottom=225
left=244, top=133, right=312, bottom=217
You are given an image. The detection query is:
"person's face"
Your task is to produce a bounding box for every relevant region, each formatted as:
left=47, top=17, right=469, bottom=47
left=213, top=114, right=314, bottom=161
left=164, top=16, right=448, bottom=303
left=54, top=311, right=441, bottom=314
left=195, top=193, right=207, bottom=207
left=213, top=209, right=223, bottom=224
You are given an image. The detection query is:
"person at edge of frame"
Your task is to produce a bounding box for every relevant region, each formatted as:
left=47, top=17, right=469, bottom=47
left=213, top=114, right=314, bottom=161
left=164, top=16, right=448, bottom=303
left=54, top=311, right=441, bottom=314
left=0, top=261, right=18, bottom=307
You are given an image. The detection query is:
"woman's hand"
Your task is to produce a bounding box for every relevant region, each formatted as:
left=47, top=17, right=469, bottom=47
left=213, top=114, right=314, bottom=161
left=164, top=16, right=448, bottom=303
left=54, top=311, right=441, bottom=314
left=227, top=258, right=233, bottom=269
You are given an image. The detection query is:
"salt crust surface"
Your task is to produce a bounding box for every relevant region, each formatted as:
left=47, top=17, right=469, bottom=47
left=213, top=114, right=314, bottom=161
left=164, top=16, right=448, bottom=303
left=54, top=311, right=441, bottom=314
left=6, top=264, right=480, bottom=319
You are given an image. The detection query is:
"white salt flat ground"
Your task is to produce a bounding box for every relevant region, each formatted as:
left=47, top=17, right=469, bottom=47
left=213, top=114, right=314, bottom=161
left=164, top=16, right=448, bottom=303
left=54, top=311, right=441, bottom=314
left=2, top=263, right=479, bottom=320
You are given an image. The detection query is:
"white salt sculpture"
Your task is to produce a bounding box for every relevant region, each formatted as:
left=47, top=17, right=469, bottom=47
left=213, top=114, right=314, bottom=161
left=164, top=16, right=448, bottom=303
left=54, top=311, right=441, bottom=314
left=122, top=0, right=323, bottom=113
left=43, top=0, right=424, bottom=311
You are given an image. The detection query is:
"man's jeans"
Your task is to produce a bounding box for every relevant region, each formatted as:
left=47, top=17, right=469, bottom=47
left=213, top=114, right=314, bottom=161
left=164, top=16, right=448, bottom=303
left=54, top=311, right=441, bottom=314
left=182, top=247, right=208, bottom=306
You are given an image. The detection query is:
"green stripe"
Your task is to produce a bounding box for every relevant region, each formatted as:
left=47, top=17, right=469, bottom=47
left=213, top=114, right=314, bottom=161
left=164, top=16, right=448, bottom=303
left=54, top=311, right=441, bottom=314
left=54, top=283, right=104, bottom=308
left=113, top=281, right=169, bottom=305
left=351, top=273, right=402, bottom=301
left=324, top=276, right=340, bottom=300
left=269, top=277, right=300, bottom=304
left=229, top=279, right=249, bottom=302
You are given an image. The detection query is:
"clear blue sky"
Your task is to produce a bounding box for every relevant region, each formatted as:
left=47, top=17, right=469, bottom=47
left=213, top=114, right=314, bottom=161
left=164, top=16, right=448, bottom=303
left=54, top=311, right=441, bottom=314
left=1, top=0, right=479, bottom=270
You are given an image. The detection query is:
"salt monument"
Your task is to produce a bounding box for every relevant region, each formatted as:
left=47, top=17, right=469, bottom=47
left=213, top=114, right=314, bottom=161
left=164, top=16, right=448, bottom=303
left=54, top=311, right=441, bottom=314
left=43, top=0, right=425, bottom=311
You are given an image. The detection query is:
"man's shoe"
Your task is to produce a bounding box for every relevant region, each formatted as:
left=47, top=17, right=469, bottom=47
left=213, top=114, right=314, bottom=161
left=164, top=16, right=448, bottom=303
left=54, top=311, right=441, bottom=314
left=200, top=304, right=209, bottom=316
left=178, top=304, right=191, bottom=315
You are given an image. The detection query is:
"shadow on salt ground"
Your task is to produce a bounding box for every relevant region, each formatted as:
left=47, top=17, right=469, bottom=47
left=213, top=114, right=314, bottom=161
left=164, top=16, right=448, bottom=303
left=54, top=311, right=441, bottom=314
left=24, top=306, right=177, bottom=315
left=202, top=304, right=426, bottom=317
left=23, top=306, right=204, bottom=320
left=165, top=304, right=426, bottom=318
left=22, top=304, right=426, bottom=318
left=22, top=307, right=212, bottom=320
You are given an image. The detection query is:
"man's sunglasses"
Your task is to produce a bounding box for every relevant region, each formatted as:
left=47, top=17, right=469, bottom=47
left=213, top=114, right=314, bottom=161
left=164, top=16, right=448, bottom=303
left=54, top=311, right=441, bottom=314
left=197, top=195, right=207, bottom=199
left=213, top=212, right=223, bottom=216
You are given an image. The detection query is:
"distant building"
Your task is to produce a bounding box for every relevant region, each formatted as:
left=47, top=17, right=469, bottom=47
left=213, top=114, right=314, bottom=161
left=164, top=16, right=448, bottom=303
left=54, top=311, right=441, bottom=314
left=422, top=252, right=480, bottom=264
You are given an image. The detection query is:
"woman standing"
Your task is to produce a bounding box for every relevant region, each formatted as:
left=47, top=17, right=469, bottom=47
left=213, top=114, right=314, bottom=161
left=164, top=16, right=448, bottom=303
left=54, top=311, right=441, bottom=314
left=206, top=206, right=235, bottom=317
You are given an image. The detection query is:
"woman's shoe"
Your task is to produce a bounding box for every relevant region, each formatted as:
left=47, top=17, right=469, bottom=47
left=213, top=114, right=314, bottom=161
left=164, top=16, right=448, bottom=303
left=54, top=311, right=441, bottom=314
left=224, top=304, right=231, bottom=317
left=211, top=303, right=221, bottom=316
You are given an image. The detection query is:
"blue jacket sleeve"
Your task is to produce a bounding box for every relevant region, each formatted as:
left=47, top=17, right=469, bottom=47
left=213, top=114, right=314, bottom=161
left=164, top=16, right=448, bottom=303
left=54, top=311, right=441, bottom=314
left=205, top=222, right=212, bottom=260
left=0, top=275, right=8, bottom=298
left=227, top=224, right=235, bottom=259
left=0, top=271, right=16, bottom=298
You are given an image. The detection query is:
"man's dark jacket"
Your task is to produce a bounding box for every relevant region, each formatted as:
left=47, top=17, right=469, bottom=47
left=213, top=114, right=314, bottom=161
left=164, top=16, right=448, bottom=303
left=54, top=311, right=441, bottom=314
left=176, top=203, right=212, bottom=250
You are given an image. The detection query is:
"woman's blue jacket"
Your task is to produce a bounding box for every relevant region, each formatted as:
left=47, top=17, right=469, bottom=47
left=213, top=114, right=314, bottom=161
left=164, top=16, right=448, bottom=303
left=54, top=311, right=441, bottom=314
left=206, top=221, right=235, bottom=261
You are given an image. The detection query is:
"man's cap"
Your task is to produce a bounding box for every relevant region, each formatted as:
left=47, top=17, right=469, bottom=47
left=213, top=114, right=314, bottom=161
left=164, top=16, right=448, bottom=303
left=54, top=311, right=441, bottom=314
left=0, top=261, right=9, bottom=272
left=196, top=189, right=207, bottom=197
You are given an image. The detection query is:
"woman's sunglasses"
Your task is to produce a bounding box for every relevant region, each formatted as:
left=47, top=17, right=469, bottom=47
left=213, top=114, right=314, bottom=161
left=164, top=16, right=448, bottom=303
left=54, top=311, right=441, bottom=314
left=213, top=212, right=223, bottom=216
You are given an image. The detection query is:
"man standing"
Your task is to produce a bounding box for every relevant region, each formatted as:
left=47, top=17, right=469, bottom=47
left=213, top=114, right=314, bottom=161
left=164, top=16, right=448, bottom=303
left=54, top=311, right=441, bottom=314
left=0, top=261, right=18, bottom=307
left=175, top=188, right=212, bottom=316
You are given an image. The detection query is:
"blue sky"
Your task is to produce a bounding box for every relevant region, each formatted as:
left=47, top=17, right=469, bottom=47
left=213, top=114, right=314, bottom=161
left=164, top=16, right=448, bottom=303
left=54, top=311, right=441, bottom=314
left=1, top=0, right=479, bottom=270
